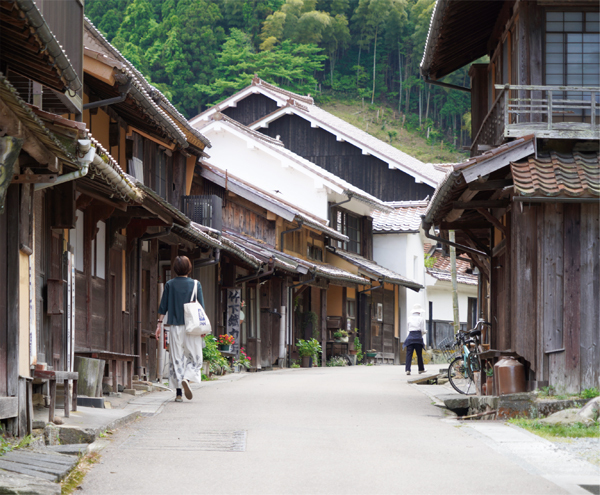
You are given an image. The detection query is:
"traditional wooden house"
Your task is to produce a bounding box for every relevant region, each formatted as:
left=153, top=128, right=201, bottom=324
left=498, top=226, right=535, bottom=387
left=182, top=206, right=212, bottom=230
left=420, top=0, right=599, bottom=392
left=193, top=113, right=423, bottom=365
left=190, top=78, right=445, bottom=202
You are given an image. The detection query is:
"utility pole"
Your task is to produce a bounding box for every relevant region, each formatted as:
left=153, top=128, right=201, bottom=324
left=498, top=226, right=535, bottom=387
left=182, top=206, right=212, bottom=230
left=450, top=230, right=460, bottom=334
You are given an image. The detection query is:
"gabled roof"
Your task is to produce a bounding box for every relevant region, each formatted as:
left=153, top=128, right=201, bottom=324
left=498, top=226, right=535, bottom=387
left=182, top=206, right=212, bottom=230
left=420, top=0, right=505, bottom=80
left=201, top=113, right=393, bottom=214
left=372, top=201, right=428, bottom=233
left=84, top=18, right=210, bottom=150
left=191, top=78, right=443, bottom=187
left=328, top=248, right=423, bottom=291
left=200, top=161, right=349, bottom=242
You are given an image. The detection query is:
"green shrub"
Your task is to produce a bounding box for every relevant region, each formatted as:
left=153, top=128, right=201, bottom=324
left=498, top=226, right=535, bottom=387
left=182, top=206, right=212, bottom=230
left=582, top=388, right=600, bottom=399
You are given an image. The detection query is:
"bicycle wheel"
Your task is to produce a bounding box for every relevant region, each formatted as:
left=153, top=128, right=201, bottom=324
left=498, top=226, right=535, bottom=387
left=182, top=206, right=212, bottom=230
left=448, top=356, right=476, bottom=394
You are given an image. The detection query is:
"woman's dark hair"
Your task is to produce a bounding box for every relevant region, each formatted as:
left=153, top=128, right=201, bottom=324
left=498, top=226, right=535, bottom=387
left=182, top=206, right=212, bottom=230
left=173, top=256, right=192, bottom=276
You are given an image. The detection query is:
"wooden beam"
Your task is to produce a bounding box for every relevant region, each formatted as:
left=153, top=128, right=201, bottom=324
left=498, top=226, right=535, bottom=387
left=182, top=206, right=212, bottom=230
left=463, top=229, right=491, bottom=255
left=445, top=188, right=479, bottom=222
left=76, top=185, right=128, bottom=212
left=476, top=208, right=507, bottom=236
left=468, top=179, right=513, bottom=191
left=440, top=221, right=490, bottom=230
left=11, top=173, right=57, bottom=184
left=453, top=200, right=510, bottom=209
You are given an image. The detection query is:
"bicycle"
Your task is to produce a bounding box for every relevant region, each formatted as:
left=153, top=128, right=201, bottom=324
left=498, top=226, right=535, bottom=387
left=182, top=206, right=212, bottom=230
left=447, top=320, right=491, bottom=395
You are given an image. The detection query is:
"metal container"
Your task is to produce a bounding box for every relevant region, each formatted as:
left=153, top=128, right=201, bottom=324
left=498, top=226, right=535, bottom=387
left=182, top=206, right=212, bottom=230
left=494, top=357, right=526, bottom=395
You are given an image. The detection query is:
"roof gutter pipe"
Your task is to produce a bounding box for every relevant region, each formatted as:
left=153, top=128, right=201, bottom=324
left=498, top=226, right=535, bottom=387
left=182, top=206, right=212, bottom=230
left=34, top=139, right=94, bottom=191
left=280, top=219, right=303, bottom=253
left=287, top=270, right=317, bottom=368
left=137, top=227, right=171, bottom=378
left=236, top=261, right=275, bottom=284
left=83, top=79, right=132, bottom=110
left=424, top=77, right=471, bottom=93
left=421, top=215, right=490, bottom=259
left=195, top=248, right=220, bottom=268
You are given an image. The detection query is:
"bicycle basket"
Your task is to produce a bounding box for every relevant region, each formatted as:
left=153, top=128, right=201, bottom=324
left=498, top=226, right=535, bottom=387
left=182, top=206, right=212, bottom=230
left=437, top=337, right=460, bottom=363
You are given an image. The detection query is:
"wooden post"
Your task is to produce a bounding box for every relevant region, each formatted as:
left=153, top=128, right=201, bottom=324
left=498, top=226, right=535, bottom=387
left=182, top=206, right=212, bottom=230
left=63, top=379, right=70, bottom=418
left=547, top=91, right=553, bottom=130
left=48, top=379, right=57, bottom=422
left=449, top=231, right=460, bottom=334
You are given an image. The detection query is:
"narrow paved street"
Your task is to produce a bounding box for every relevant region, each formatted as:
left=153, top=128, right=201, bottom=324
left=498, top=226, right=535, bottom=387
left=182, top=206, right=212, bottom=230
left=81, top=367, right=570, bottom=495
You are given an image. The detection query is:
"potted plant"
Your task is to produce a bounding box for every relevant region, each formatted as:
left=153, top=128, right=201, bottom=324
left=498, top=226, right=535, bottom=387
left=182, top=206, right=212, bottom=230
left=296, top=338, right=322, bottom=368
left=351, top=335, right=363, bottom=361
left=234, top=347, right=251, bottom=372
left=217, top=334, right=235, bottom=352
left=485, top=366, right=494, bottom=395
left=333, top=330, right=349, bottom=343
left=365, top=349, right=377, bottom=358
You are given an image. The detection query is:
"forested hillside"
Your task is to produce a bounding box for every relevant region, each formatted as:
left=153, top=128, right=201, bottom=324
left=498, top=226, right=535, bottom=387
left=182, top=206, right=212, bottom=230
left=86, top=0, right=473, bottom=158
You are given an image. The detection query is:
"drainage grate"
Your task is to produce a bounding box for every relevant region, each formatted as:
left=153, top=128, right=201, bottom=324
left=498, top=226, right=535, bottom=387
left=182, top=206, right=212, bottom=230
left=121, top=430, right=247, bottom=452
left=580, top=486, right=600, bottom=495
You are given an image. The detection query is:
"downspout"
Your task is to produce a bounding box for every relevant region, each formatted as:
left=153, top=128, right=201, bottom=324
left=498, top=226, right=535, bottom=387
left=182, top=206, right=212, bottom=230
left=287, top=270, right=317, bottom=368
left=34, top=139, right=95, bottom=191
left=280, top=219, right=303, bottom=252
left=136, top=227, right=171, bottom=378
left=83, top=79, right=133, bottom=111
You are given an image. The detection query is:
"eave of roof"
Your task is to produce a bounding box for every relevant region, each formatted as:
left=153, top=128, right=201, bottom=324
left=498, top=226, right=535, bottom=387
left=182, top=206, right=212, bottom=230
left=129, top=178, right=190, bottom=226
left=84, top=18, right=191, bottom=148
left=420, top=0, right=505, bottom=80
left=0, top=73, right=79, bottom=167
left=328, top=248, right=423, bottom=291
left=372, top=201, right=429, bottom=232
left=200, top=161, right=350, bottom=242
left=1, top=0, right=82, bottom=93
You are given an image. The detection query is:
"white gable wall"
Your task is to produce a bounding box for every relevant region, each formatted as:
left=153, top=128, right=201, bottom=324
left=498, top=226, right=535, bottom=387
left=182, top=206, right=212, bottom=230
left=203, top=127, right=330, bottom=220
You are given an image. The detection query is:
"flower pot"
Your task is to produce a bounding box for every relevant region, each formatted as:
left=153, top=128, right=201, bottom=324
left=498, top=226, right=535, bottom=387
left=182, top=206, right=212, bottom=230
left=349, top=350, right=358, bottom=355
left=335, top=336, right=349, bottom=343
left=301, top=356, right=310, bottom=368
left=365, top=352, right=377, bottom=358
left=486, top=376, right=494, bottom=395
left=218, top=344, right=231, bottom=352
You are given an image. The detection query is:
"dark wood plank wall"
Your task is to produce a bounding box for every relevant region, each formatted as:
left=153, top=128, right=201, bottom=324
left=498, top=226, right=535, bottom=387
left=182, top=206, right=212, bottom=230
left=0, top=192, right=8, bottom=396
left=383, top=289, right=395, bottom=359
left=222, top=198, right=276, bottom=246
left=562, top=204, right=581, bottom=393
left=259, top=114, right=434, bottom=202
left=507, top=202, right=598, bottom=393
left=222, top=93, right=279, bottom=126
left=510, top=204, right=538, bottom=375
left=579, top=203, right=599, bottom=390
left=259, top=281, right=271, bottom=368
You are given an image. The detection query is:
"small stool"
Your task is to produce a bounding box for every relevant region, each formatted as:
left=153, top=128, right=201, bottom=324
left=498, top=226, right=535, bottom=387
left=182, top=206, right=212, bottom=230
left=33, top=370, right=78, bottom=422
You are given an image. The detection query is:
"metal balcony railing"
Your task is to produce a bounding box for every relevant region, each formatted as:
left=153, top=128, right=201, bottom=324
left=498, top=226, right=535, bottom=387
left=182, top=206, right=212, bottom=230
left=181, top=195, right=222, bottom=232
left=471, top=84, right=600, bottom=156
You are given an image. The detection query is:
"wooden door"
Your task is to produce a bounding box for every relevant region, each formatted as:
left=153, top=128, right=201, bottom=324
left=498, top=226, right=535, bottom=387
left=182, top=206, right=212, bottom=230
left=109, top=248, right=123, bottom=354
left=382, top=289, right=395, bottom=360
left=49, top=230, right=65, bottom=370
left=260, top=281, right=272, bottom=368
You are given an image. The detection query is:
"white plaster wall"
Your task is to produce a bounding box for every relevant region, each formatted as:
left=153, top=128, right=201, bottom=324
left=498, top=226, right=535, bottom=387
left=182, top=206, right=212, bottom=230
left=203, top=126, right=330, bottom=220
left=426, top=277, right=478, bottom=323
left=374, top=232, right=428, bottom=341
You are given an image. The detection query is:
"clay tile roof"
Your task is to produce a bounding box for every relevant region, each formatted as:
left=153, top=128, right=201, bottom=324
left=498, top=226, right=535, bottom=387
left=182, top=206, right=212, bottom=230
left=426, top=250, right=478, bottom=286
left=511, top=151, right=600, bottom=198
left=372, top=201, right=428, bottom=232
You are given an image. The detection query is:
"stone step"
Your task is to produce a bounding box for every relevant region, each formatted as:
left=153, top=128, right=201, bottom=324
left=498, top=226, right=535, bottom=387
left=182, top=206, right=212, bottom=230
left=0, top=450, right=78, bottom=482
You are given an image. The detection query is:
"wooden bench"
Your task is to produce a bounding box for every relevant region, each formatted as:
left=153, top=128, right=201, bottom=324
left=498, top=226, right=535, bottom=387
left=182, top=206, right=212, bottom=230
left=32, top=370, right=78, bottom=422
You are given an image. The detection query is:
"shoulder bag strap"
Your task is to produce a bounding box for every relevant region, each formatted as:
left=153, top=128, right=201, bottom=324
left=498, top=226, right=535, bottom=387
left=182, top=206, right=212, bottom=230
left=190, top=279, right=197, bottom=303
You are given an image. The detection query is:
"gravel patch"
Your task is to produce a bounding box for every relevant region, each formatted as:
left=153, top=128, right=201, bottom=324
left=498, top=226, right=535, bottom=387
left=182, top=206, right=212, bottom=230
left=551, top=437, right=600, bottom=466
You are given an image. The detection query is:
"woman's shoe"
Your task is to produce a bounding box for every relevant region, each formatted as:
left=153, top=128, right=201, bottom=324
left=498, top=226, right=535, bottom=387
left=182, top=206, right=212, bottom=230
left=174, top=395, right=183, bottom=402
left=406, top=371, right=411, bottom=375
left=182, top=379, right=193, bottom=400
left=418, top=370, right=427, bottom=374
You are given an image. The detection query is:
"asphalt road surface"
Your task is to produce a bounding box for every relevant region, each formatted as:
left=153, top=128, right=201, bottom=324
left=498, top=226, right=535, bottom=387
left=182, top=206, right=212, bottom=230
left=80, top=365, right=573, bottom=495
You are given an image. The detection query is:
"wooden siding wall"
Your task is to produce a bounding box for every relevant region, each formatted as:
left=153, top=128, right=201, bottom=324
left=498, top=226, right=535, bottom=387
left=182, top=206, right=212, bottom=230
left=259, top=114, right=434, bottom=201
left=222, top=93, right=279, bottom=126
left=0, top=193, right=8, bottom=396
left=510, top=202, right=599, bottom=393
left=222, top=197, right=276, bottom=246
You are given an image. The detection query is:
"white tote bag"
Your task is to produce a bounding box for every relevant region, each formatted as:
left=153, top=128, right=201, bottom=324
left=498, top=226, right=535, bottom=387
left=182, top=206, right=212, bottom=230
left=183, top=281, right=211, bottom=337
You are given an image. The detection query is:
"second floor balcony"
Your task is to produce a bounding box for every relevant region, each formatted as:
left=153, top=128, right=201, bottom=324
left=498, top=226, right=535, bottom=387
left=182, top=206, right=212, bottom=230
left=472, top=84, right=600, bottom=156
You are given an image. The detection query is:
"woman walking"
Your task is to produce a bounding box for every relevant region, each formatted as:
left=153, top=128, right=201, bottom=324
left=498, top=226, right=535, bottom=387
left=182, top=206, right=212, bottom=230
left=155, top=256, right=205, bottom=402
left=403, top=303, right=427, bottom=376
